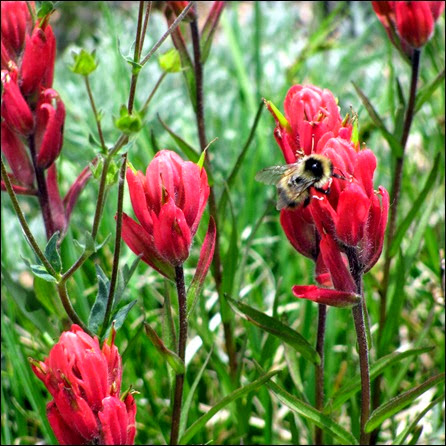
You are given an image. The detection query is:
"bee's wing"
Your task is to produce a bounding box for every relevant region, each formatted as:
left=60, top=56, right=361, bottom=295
left=255, top=164, right=297, bottom=185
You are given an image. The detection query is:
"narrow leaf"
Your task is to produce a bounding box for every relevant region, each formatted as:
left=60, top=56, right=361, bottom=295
left=158, top=114, right=200, bottom=162
left=352, top=82, right=403, bottom=157
left=389, top=153, right=440, bottom=257
left=22, top=257, right=57, bottom=283
left=44, top=232, right=62, bottom=272
left=393, top=395, right=444, bottom=445
left=110, top=300, right=137, bottom=331
left=365, top=373, right=445, bottom=433
left=187, top=217, right=216, bottom=317
left=144, top=323, right=185, bottom=375
left=88, top=267, right=110, bottom=332
left=179, top=369, right=281, bottom=444
left=327, top=347, right=434, bottom=412
left=226, top=295, right=320, bottom=366
left=256, top=364, right=358, bottom=445
left=415, top=69, right=445, bottom=114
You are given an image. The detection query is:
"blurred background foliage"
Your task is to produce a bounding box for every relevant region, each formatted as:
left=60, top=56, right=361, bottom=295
left=1, top=1, right=444, bottom=444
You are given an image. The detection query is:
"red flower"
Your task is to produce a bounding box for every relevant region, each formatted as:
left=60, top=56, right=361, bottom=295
left=372, top=1, right=445, bottom=50
left=266, top=84, right=352, bottom=163
left=34, top=88, right=66, bottom=169
left=265, top=84, right=389, bottom=307
left=1, top=121, right=34, bottom=186
left=30, top=324, right=136, bottom=445
left=122, top=150, right=210, bottom=277
left=1, top=1, right=32, bottom=64
left=20, top=23, right=56, bottom=95
left=1, top=69, right=34, bottom=135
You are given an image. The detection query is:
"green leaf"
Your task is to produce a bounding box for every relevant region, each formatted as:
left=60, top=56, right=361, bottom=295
left=352, top=82, right=403, bottom=157
left=110, top=300, right=137, bottom=331
left=44, top=232, right=62, bottom=273
left=144, top=323, right=185, bottom=375
left=22, top=257, right=57, bottom=283
left=157, top=115, right=200, bottom=163
left=88, top=266, right=109, bottom=333
left=158, top=48, right=181, bottom=73
left=70, top=49, right=98, bottom=76
left=179, top=347, right=213, bottom=438
left=225, top=295, right=320, bottom=366
left=115, top=105, right=142, bottom=134
left=179, top=369, right=281, bottom=444
left=415, top=69, right=445, bottom=114
left=255, top=363, right=358, bottom=445
left=389, top=153, right=440, bottom=257
left=393, top=395, right=444, bottom=445
left=365, top=373, right=445, bottom=433
left=37, top=1, right=55, bottom=19
left=33, top=276, right=59, bottom=314
left=327, top=347, right=435, bottom=413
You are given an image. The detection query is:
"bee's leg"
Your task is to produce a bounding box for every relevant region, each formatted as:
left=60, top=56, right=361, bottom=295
left=314, top=186, right=330, bottom=195
left=303, top=196, right=311, bottom=207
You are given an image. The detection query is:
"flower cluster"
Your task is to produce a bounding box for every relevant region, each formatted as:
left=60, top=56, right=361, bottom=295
left=1, top=1, right=89, bottom=235
left=372, top=1, right=445, bottom=54
left=122, top=150, right=212, bottom=278
left=266, top=85, right=389, bottom=306
left=31, top=324, right=136, bottom=445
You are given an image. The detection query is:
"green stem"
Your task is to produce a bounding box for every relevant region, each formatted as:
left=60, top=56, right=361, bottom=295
left=315, top=304, right=327, bottom=445
left=100, top=153, right=127, bottom=337
left=84, top=76, right=107, bottom=152
left=140, top=1, right=196, bottom=67
left=170, top=265, right=188, bottom=445
left=1, top=158, right=57, bottom=278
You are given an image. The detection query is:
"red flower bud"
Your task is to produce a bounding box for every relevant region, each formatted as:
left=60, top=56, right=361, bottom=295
left=122, top=150, right=210, bottom=275
left=395, top=1, right=443, bottom=48
left=20, top=24, right=56, bottom=95
left=1, top=121, right=34, bottom=186
left=35, top=88, right=65, bottom=169
left=1, top=1, right=32, bottom=62
left=1, top=70, right=34, bottom=134
left=30, top=324, right=136, bottom=445
left=166, top=1, right=197, bottom=21
left=372, top=1, right=445, bottom=50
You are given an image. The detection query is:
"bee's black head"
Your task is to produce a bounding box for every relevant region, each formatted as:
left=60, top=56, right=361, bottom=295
left=304, top=157, right=324, bottom=179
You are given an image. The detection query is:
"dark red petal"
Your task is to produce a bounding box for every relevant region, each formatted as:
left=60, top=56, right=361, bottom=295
left=320, top=234, right=356, bottom=292
left=126, top=168, right=153, bottom=233
left=98, top=397, right=128, bottom=445
left=395, top=1, right=434, bottom=48
left=335, top=182, right=371, bottom=247
left=121, top=213, right=175, bottom=279
left=47, top=401, right=87, bottom=445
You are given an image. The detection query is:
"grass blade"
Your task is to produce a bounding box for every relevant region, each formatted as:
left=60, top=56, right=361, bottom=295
left=365, top=373, right=445, bottom=433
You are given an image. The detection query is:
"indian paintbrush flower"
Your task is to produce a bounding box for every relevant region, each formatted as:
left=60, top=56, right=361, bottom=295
left=122, top=150, right=210, bottom=278
left=30, top=324, right=136, bottom=445
left=267, top=85, right=389, bottom=307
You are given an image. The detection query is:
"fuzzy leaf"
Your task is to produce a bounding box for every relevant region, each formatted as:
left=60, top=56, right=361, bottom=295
left=44, top=232, right=62, bottom=273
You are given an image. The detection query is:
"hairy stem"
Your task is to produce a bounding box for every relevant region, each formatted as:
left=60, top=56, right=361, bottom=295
left=170, top=265, right=188, bottom=445
left=347, top=249, right=369, bottom=445
left=315, top=304, right=327, bottom=445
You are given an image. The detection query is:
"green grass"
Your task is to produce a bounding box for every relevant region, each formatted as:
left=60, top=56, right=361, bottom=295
left=1, top=2, right=444, bottom=445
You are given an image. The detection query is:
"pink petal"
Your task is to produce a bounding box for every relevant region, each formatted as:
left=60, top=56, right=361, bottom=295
left=292, top=285, right=360, bottom=307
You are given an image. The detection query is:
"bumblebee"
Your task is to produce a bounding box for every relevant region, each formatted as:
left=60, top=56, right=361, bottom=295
left=255, top=154, right=343, bottom=210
